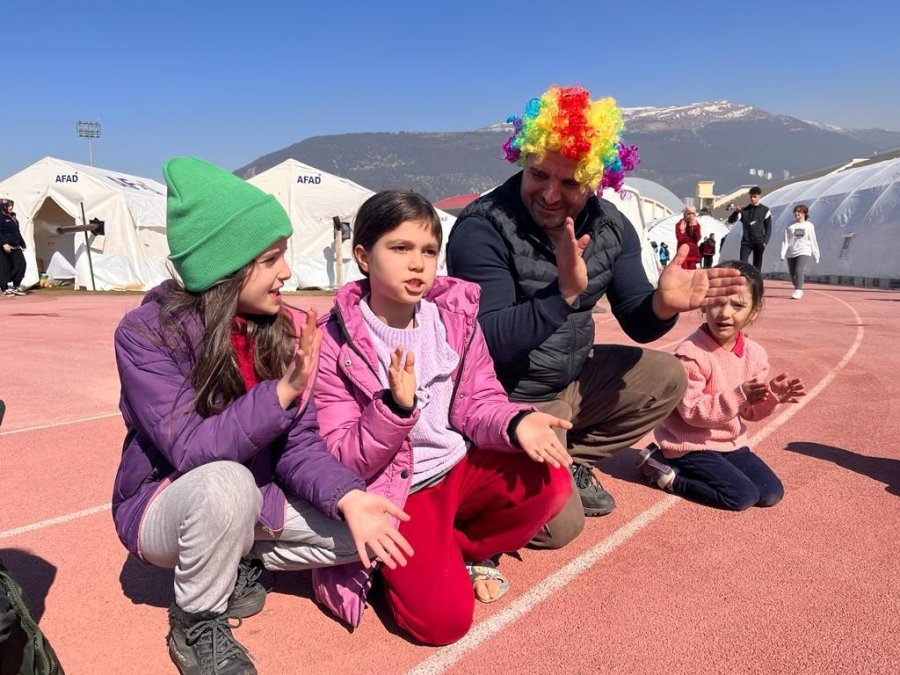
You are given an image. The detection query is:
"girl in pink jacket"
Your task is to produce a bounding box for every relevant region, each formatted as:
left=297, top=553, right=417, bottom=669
left=314, top=190, right=573, bottom=645
left=639, top=260, right=806, bottom=510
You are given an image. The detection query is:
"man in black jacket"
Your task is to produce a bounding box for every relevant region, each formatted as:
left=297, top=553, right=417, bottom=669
left=728, top=186, right=771, bottom=269
left=447, top=85, right=745, bottom=548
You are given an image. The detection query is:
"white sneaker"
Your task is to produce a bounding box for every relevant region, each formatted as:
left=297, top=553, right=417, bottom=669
left=10, top=286, right=27, bottom=296
left=791, top=289, right=803, bottom=299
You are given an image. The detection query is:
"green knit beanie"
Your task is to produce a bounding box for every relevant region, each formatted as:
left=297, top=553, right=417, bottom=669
left=163, top=156, right=293, bottom=291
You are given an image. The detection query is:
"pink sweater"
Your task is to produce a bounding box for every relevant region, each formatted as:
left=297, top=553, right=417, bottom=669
left=654, top=326, right=778, bottom=458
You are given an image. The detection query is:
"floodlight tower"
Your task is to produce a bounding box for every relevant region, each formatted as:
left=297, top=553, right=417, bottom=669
left=76, top=120, right=101, bottom=166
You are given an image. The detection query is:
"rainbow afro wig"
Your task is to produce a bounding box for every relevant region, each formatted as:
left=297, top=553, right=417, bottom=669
left=503, top=85, right=640, bottom=195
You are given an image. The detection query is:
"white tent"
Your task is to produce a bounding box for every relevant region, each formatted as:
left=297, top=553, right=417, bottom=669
left=720, top=157, right=900, bottom=282
left=0, top=157, right=168, bottom=290
left=601, top=185, right=663, bottom=285
left=247, top=159, right=456, bottom=289
left=647, top=213, right=733, bottom=266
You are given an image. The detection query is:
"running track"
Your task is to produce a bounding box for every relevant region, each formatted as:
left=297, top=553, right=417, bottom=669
left=1, top=280, right=898, bottom=674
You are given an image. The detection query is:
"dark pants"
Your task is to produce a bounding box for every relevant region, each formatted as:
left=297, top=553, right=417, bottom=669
left=739, top=242, right=766, bottom=270
left=0, top=248, right=26, bottom=289
left=701, top=254, right=714, bottom=268
left=530, top=346, right=687, bottom=548
left=787, top=255, right=811, bottom=290
left=668, top=446, right=784, bottom=511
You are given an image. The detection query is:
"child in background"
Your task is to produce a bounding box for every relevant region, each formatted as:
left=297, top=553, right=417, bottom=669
left=313, top=190, right=573, bottom=645
left=637, top=260, right=805, bottom=510
left=781, top=204, right=820, bottom=300
left=112, top=158, right=411, bottom=675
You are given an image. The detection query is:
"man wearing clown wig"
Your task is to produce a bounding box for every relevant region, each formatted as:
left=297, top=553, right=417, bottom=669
left=447, top=85, right=745, bottom=547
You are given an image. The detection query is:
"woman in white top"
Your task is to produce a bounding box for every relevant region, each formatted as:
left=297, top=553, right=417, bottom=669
left=780, top=204, right=820, bottom=299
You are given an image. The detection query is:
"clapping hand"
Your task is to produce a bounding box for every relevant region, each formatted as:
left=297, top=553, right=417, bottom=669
left=554, top=217, right=590, bottom=305
left=277, top=309, right=323, bottom=408
left=654, top=245, right=746, bottom=316
left=389, top=347, right=416, bottom=409
left=741, top=378, right=770, bottom=404
left=769, top=373, right=806, bottom=403
left=514, top=412, right=573, bottom=469
left=336, top=490, right=414, bottom=569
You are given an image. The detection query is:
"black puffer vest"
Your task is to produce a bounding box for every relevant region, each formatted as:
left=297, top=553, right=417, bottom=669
left=454, top=172, right=626, bottom=401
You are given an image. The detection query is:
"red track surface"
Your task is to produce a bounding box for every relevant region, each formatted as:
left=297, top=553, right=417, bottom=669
left=1, top=281, right=898, bottom=674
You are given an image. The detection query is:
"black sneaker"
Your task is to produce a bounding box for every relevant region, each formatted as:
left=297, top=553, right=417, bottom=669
left=226, top=555, right=266, bottom=619
left=167, top=605, right=256, bottom=675
left=571, top=463, right=616, bottom=516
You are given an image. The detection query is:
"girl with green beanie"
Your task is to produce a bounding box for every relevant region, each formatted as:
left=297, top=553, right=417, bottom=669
left=111, top=157, right=413, bottom=675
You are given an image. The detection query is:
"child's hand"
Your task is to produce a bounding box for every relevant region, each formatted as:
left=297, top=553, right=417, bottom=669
left=514, top=412, right=573, bottom=469
left=740, top=378, right=769, bottom=404
left=769, top=373, right=806, bottom=403
left=388, top=347, right=416, bottom=409
left=277, top=309, right=323, bottom=408
left=336, top=489, right=414, bottom=570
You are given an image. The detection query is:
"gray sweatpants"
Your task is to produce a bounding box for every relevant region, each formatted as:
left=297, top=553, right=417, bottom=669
left=787, top=255, right=812, bottom=290
left=139, top=461, right=358, bottom=614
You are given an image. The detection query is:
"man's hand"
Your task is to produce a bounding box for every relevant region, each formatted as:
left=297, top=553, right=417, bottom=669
left=514, top=412, right=573, bottom=469
left=652, top=244, right=745, bottom=319
left=337, top=490, right=414, bottom=570
left=388, top=347, right=416, bottom=409
left=554, top=217, right=590, bottom=304
left=277, top=309, right=322, bottom=408
left=2, top=244, right=11, bottom=253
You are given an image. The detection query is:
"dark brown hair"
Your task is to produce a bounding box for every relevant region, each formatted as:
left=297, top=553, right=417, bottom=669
left=794, top=204, right=809, bottom=217
left=715, top=259, right=765, bottom=313
left=160, top=261, right=295, bottom=417
left=352, top=190, right=443, bottom=276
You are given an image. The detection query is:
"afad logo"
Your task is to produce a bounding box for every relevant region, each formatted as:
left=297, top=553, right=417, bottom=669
left=296, top=174, right=322, bottom=185
left=55, top=174, right=79, bottom=183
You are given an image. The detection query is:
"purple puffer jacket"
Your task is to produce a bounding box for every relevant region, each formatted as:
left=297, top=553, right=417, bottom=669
left=111, top=281, right=365, bottom=559
left=312, top=276, right=533, bottom=627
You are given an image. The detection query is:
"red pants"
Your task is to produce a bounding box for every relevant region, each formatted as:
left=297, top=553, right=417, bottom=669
left=379, top=448, right=571, bottom=645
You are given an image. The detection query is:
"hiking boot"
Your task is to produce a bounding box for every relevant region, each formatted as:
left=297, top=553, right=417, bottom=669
left=168, top=605, right=256, bottom=675
left=571, top=463, right=616, bottom=516
left=637, top=444, right=676, bottom=490
left=226, top=555, right=266, bottom=619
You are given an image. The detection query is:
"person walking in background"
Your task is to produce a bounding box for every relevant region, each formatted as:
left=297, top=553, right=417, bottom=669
left=781, top=204, right=820, bottom=299
left=700, top=233, right=716, bottom=269
left=112, top=157, right=412, bottom=675
left=446, top=84, right=745, bottom=547
left=675, top=205, right=702, bottom=270
left=658, top=241, right=671, bottom=267
left=0, top=199, right=28, bottom=296
left=637, top=261, right=806, bottom=511
left=728, top=186, right=771, bottom=270
left=314, top=190, right=572, bottom=645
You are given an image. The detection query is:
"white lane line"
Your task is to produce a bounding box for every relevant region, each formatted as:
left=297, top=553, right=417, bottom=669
left=0, top=412, right=121, bottom=436
left=0, top=503, right=111, bottom=540
left=408, top=496, right=679, bottom=675
left=409, top=288, right=864, bottom=675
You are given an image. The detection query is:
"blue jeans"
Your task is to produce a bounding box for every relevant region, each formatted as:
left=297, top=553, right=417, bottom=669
left=668, top=447, right=784, bottom=511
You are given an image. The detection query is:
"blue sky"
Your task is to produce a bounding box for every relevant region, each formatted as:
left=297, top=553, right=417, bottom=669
left=3, top=0, right=898, bottom=182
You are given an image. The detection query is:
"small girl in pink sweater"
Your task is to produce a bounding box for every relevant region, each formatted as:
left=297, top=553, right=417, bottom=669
left=638, top=260, right=805, bottom=510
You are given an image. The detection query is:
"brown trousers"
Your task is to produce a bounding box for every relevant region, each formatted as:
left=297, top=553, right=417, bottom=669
left=528, top=345, right=687, bottom=549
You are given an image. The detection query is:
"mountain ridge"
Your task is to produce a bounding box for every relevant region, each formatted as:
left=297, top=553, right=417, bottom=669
left=236, top=101, right=900, bottom=201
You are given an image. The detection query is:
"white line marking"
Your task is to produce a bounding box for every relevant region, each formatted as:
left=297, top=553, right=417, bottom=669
left=408, top=497, right=679, bottom=675
left=0, top=503, right=111, bottom=540
left=0, top=412, right=121, bottom=436
left=409, top=288, right=864, bottom=675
